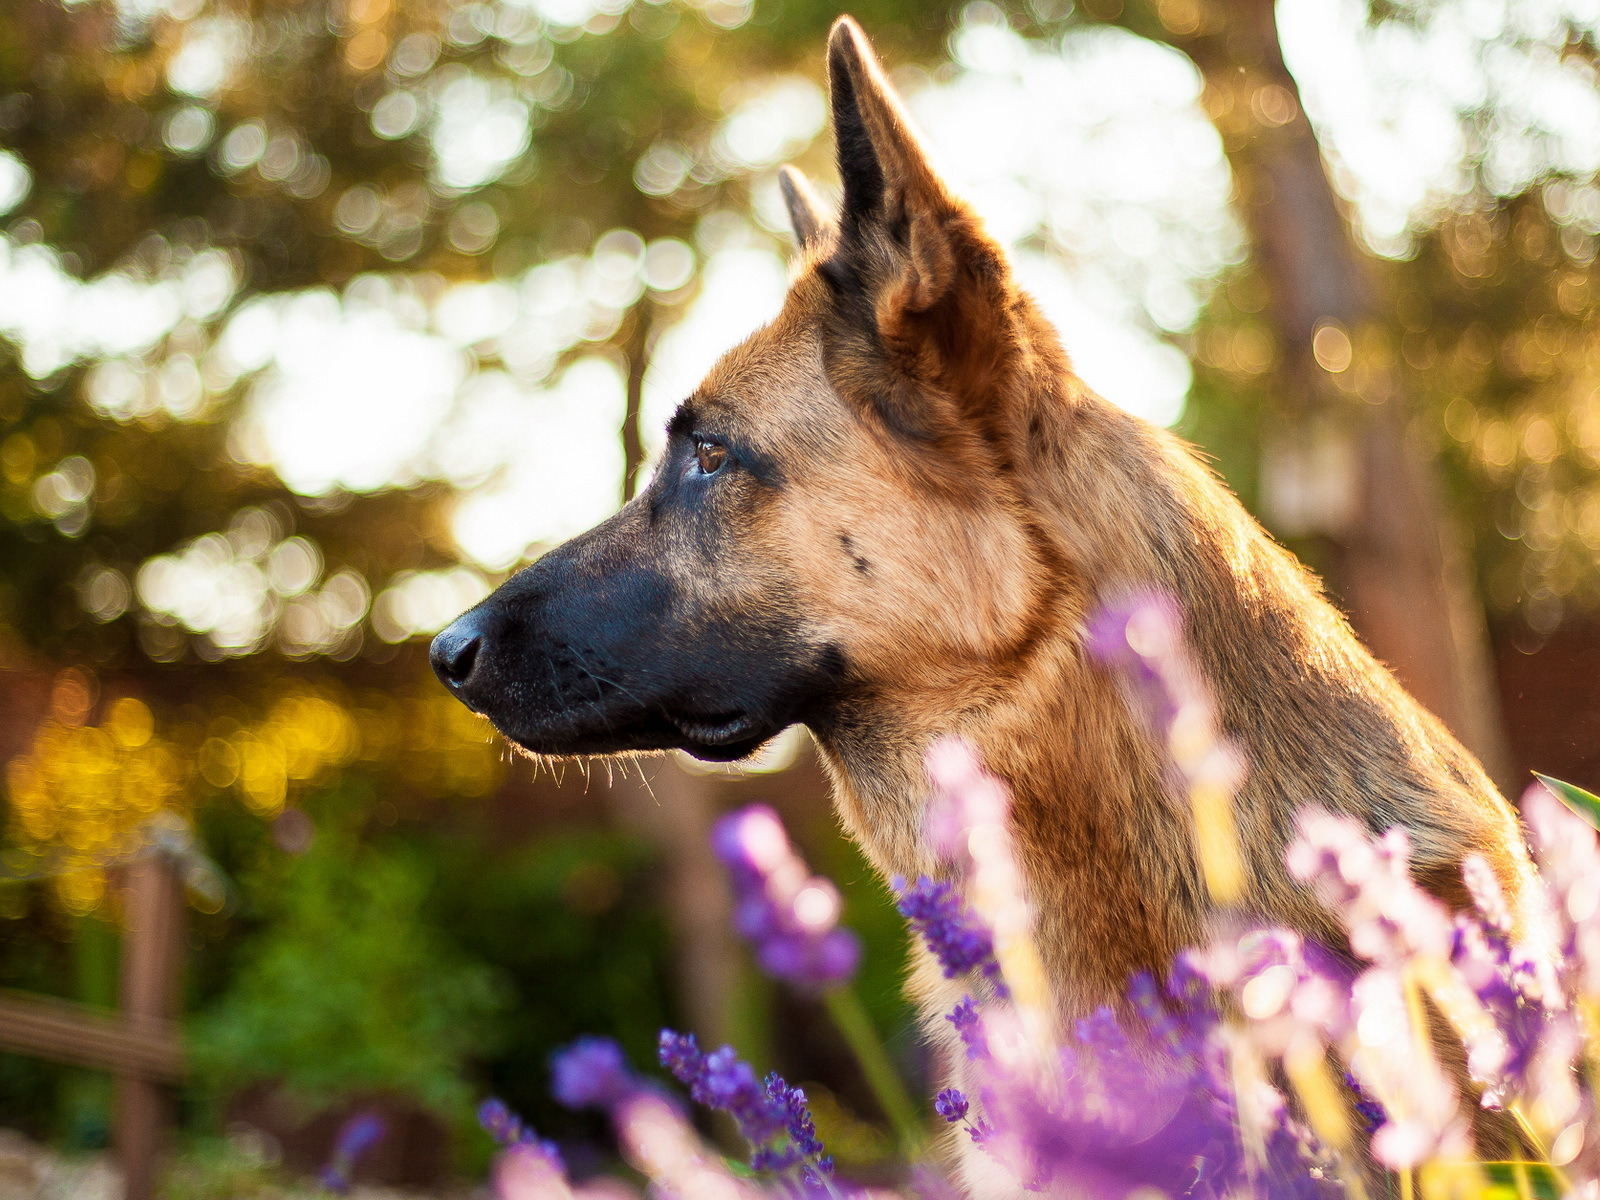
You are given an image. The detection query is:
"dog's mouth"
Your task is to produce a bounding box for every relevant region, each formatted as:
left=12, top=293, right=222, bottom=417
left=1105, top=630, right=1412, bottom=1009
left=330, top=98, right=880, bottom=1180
left=667, top=710, right=775, bottom=762
left=670, top=709, right=757, bottom=746
left=489, top=702, right=779, bottom=764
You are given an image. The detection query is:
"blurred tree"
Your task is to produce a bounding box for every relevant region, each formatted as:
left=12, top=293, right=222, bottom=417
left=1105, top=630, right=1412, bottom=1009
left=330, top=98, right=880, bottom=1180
left=7, top=0, right=1597, bottom=873
left=1409, top=195, right=1600, bottom=635
left=0, top=0, right=962, bottom=886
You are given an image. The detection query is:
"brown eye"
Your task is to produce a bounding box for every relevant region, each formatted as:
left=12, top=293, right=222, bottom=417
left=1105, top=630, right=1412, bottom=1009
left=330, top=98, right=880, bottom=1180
left=694, top=438, right=727, bottom=475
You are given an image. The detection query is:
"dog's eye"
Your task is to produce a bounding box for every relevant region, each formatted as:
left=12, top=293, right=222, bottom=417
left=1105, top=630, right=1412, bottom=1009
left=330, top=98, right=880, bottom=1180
left=693, top=437, right=727, bottom=475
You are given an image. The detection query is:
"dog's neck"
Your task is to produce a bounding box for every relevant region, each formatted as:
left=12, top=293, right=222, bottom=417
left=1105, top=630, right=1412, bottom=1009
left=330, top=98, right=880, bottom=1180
left=809, top=568, right=1202, bottom=1018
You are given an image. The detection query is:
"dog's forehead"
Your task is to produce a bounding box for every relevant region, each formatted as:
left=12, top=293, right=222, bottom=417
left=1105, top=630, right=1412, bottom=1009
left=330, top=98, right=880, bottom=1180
left=688, top=291, right=850, bottom=443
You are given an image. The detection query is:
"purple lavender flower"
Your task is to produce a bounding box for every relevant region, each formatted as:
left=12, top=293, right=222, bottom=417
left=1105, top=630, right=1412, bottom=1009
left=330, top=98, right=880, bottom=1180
left=1280, top=815, right=1484, bottom=1165
left=981, top=991, right=1230, bottom=1194
left=1192, top=926, right=1354, bottom=1056
left=1084, top=590, right=1188, bottom=731
left=967, top=1115, right=995, bottom=1146
left=335, top=1112, right=384, bottom=1160
left=1345, top=1071, right=1386, bottom=1134
left=317, top=1111, right=385, bottom=1194
left=1450, top=908, right=1540, bottom=1103
left=1085, top=594, right=1242, bottom=787
left=934, top=1088, right=969, bottom=1123
left=1525, top=780, right=1600, bottom=997
left=1286, top=810, right=1453, bottom=964
left=657, top=1028, right=833, bottom=1183
left=770, top=1075, right=824, bottom=1159
left=613, top=1092, right=762, bottom=1199
left=657, top=1029, right=709, bottom=1104
left=1355, top=970, right=1469, bottom=1168
left=550, top=1035, right=637, bottom=1111
left=477, top=1097, right=565, bottom=1168
left=894, top=875, right=1006, bottom=994
left=764, top=1074, right=834, bottom=1185
left=713, top=805, right=862, bottom=989
left=1441, top=843, right=1569, bottom=1113
left=1127, top=971, right=1184, bottom=1054
left=932, top=1083, right=991, bottom=1150
left=949, top=964, right=1341, bottom=1200
left=668, top=1037, right=785, bottom=1146
left=493, top=1140, right=573, bottom=1200
left=478, top=1097, right=526, bottom=1146
left=923, top=738, right=1012, bottom=862
left=908, top=1164, right=964, bottom=1200
left=1086, top=592, right=1249, bottom=905
left=945, top=995, right=987, bottom=1061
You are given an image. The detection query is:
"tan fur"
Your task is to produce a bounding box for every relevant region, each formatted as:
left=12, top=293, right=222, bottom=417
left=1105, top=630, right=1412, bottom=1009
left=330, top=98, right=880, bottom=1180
left=685, top=15, right=1533, bottom=1042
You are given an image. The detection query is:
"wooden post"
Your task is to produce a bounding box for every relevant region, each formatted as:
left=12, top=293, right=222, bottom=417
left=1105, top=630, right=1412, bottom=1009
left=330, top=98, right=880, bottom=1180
left=114, top=851, right=184, bottom=1200
left=605, top=758, right=740, bottom=1049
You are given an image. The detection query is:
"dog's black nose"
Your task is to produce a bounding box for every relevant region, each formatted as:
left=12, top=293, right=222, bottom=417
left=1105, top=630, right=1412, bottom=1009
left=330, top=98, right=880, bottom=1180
left=431, top=615, right=485, bottom=692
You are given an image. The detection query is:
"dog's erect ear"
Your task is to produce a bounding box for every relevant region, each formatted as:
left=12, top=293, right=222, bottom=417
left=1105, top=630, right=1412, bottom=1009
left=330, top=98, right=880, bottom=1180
left=778, top=166, right=832, bottom=251
left=820, top=17, right=1020, bottom=436
left=827, top=19, right=946, bottom=258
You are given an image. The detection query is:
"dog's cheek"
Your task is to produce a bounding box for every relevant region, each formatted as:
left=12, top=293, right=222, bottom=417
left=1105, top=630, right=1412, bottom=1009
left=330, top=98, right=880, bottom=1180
left=787, top=485, right=1046, bottom=672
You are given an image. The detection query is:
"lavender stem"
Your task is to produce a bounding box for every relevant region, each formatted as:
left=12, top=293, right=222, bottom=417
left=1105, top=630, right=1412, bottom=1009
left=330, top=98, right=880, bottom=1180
left=821, top=984, right=924, bottom=1159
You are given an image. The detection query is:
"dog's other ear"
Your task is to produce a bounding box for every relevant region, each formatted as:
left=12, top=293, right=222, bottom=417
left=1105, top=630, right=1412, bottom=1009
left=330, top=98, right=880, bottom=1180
left=778, top=166, right=832, bottom=251
left=821, top=17, right=1020, bottom=437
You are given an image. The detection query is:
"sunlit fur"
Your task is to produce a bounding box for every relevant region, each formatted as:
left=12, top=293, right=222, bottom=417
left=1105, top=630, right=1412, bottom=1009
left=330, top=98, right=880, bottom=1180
left=443, top=17, right=1533, bottom=1185
left=683, top=19, right=1533, bottom=1180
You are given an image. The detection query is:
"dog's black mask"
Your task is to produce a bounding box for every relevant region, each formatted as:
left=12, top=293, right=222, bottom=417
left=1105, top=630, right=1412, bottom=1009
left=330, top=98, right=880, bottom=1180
left=430, top=448, right=846, bottom=762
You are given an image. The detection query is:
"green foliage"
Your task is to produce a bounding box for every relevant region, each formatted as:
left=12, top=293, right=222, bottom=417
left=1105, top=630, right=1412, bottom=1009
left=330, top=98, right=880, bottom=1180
left=0, top=905, right=118, bottom=1144
left=1391, top=195, right=1600, bottom=630
left=0, top=0, right=975, bottom=681
left=1475, top=1162, right=1565, bottom=1200
left=819, top=834, right=919, bottom=1070
left=427, top=827, right=677, bottom=1142
left=188, top=821, right=504, bottom=1118
left=1534, top=772, right=1600, bottom=831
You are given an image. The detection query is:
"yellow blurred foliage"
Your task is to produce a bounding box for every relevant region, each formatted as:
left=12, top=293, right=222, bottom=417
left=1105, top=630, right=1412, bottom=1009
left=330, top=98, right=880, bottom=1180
left=4, top=671, right=503, bottom=913
left=6, top=686, right=186, bottom=913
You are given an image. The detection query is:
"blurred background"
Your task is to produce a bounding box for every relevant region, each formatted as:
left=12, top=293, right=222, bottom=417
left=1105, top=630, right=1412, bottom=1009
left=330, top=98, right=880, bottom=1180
left=0, top=0, right=1598, bottom=1192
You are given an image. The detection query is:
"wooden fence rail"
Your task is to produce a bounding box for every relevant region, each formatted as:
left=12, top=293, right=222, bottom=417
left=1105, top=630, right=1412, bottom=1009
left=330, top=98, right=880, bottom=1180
left=0, top=990, right=182, bottom=1081
left=0, top=849, right=185, bottom=1200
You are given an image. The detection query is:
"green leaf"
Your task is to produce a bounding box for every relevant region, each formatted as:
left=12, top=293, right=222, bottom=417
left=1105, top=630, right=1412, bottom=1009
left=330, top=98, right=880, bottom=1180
left=1476, top=1161, right=1564, bottom=1200
left=1533, top=772, right=1600, bottom=831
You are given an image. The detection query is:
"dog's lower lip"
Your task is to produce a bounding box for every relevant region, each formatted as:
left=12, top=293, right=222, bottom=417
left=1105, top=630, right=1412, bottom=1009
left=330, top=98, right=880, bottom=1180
left=673, top=712, right=755, bottom=745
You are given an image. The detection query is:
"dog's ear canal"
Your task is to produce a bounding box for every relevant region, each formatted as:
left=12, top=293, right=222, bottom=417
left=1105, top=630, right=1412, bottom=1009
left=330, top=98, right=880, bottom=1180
left=820, top=17, right=1014, bottom=430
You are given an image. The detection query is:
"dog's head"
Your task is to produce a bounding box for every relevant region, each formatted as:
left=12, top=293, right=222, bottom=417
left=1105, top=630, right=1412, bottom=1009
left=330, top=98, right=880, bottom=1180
left=432, top=17, right=1073, bottom=762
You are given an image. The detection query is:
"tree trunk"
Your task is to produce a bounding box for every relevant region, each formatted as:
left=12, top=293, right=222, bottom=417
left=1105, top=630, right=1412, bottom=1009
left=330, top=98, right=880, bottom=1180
left=621, top=303, right=654, bottom=504
left=604, top=760, right=740, bottom=1046
left=1143, top=0, right=1514, bottom=787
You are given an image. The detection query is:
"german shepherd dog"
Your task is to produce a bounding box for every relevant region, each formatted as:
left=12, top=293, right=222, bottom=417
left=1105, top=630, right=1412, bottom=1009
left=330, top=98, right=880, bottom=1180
left=433, top=10, right=1531, bottom=1157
